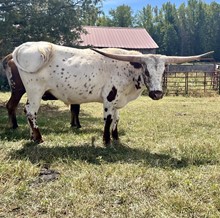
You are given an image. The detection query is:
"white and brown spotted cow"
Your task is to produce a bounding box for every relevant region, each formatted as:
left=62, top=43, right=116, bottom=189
left=9, top=41, right=213, bottom=145
left=2, top=53, right=81, bottom=129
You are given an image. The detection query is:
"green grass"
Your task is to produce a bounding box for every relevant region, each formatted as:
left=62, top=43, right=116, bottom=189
left=1, top=92, right=220, bottom=217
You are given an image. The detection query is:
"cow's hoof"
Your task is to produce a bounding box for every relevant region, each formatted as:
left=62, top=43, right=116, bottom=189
left=71, top=123, right=82, bottom=128
left=34, top=138, right=44, bottom=144
left=103, top=140, right=111, bottom=147
left=12, top=125, right=19, bottom=129
left=31, top=136, right=44, bottom=144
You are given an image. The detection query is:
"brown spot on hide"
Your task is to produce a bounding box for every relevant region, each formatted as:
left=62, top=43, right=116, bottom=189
left=135, top=76, right=142, bottom=89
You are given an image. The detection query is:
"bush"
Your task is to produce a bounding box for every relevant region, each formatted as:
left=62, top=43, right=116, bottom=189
left=0, top=67, right=10, bottom=91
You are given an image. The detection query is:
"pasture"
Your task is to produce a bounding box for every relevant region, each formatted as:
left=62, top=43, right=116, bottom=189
left=1, top=92, right=220, bottom=217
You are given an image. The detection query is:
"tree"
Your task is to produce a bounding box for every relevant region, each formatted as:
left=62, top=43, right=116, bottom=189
left=159, top=2, right=179, bottom=55
left=96, top=14, right=113, bottom=26
left=0, top=0, right=102, bottom=57
left=109, top=5, right=133, bottom=27
left=178, top=3, right=191, bottom=55
left=134, top=5, right=154, bottom=33
left=206, top=2, right=220, bottom=60
left=161, top=23, right=179, bottom=55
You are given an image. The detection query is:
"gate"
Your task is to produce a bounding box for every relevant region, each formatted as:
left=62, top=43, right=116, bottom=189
left=163, top=63, right=220, bottom=96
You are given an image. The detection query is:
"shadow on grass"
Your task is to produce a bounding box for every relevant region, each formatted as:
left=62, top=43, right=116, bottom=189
left=9, top=142, right=189, bottom=169
left=0, top=98, right=127, bottom=142
left=0, top=117, right=104, bottom=141
left=0, top=115, right=127, bottom=142
left=0, top=101, right=107, bottom=141
left=2, top=100, right=215, bottom=169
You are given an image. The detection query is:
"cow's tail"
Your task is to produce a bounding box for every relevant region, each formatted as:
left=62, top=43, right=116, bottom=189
left=1, top=53, right=14, bottom=87
left=12, top=41, right=53, bottom=73
left=2, top=53, right=13, bottom=70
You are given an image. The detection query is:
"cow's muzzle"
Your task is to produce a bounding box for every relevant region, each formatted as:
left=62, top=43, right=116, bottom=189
left=149, top=90, right=163, bottom=100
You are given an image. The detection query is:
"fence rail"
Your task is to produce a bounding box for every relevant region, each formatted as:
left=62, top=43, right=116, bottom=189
left=163, top=63, right=220, bottom=96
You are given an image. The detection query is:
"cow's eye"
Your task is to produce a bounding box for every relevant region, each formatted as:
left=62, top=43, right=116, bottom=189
left=130, top=62, right=142, bottom=69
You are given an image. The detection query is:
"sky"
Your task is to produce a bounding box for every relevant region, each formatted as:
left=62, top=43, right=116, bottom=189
left=102, top=0, right=218, bottom=14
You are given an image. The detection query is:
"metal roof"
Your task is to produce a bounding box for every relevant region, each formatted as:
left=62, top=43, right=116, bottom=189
left=79, top=26, right=159, bottom=49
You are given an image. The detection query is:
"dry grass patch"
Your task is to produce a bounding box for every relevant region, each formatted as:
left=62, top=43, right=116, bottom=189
left=1, top=92, right=220, bottom=217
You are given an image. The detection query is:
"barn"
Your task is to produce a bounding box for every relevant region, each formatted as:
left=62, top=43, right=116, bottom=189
left=78, top=26, right=159, bottom=54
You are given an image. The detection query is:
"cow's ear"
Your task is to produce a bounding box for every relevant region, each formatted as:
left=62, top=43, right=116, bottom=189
left=130, top=62, right=142, bottom=69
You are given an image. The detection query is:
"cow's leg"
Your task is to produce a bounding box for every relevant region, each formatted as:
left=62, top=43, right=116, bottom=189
left=24, top=94, right=43, bottom=143
left=70, top=104, right=81, bottom=128
left=103, top=114, right=112, bottom=146
left=111, top=109, right=119, bottom=141
left=6, top=89, right=25, bottom=129
left=103, top=103, right=115, bottom=146
left=25, top=100, right=42, bottom=143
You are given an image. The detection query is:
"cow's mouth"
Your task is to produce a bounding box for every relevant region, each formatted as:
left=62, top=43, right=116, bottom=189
left=149, top=90, right=163, bottom=100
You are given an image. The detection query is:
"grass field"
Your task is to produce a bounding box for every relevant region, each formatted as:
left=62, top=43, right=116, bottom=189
left=1, top=92, right=220, bottom=217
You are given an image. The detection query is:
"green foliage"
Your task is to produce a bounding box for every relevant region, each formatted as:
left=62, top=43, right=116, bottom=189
left=1, top=92, right=220, bottom=217
left=0, top=75, right=9, bottom=90
left=109, top=4, right=133, bottom=27
left=134, top=5, right=154, bottom=33
left=96, top=15, right=113, bottom=27
left=161, top=23, right=179, bottom=55
left=0, top=65, right=9, bottom=91
left=0, top=0, right=102, bottom=57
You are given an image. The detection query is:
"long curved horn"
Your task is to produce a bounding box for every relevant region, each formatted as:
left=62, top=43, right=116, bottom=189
left=92, top=48, right=214, bottom=64
left=164, top=51, right=214, bottom=64
left=91, top=48, right=145, bottom=63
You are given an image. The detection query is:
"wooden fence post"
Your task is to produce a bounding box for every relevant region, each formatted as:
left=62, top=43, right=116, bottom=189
left=185, top=72, right=188, bottom=95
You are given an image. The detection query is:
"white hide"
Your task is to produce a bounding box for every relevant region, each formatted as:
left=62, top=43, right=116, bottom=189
left=12, top=42, right=148, bottom=108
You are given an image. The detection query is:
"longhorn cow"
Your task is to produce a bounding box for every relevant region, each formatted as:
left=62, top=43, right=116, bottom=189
left=10, top=41, right=213, bottom=145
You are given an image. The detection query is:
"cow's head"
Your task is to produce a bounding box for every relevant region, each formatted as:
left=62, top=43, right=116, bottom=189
left=92, top=49, right=214, bottom=100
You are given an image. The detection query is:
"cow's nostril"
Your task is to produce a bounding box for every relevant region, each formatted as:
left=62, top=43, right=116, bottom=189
left=149, top=91, right=163, bottom=100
